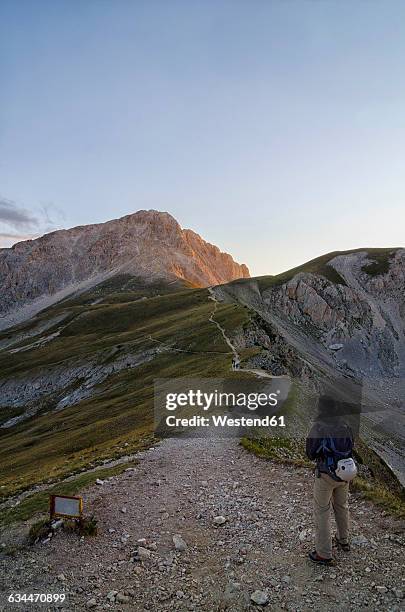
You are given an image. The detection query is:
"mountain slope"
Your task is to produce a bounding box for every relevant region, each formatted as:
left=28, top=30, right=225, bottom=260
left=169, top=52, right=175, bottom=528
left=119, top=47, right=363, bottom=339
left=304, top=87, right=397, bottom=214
left=213, top=247, right=405, bottom=484
left=0, top=210, right=249, bottom=330
left=0, top=246, right=404, bottom=511
left=0, top=278, right=250, bottom=498
left=220, top=248, right=405, bottom=379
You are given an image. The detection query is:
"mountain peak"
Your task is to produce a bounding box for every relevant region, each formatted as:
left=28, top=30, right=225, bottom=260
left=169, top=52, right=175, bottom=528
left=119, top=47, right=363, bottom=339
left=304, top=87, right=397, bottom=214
left=0, top=210, right=250, bottom=329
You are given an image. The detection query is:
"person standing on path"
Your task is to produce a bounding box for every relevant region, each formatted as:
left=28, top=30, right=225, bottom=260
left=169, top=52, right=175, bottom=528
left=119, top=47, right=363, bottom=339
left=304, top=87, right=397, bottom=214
left=306, top=394, right=356, bottom=565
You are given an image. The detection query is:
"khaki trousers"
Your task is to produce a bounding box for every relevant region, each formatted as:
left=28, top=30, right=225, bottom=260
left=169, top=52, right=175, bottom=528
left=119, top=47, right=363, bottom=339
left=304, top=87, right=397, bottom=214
left=313, top=472, right=349, bottom=558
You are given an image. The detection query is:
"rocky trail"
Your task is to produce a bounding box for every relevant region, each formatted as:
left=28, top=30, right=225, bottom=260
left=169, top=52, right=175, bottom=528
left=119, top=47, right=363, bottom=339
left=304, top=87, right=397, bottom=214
left=1, top=438, right=404, bottom=612
left=208, top=289, right=278, bottom=380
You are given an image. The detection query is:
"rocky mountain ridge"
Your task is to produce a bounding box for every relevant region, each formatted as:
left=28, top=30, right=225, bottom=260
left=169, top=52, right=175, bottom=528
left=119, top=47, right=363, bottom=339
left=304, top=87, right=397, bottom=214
left=1, top=245, right=404, bottom=500
left=0, top=210, right=249, bottom=330
left=213, top=248, right=405, bottom=485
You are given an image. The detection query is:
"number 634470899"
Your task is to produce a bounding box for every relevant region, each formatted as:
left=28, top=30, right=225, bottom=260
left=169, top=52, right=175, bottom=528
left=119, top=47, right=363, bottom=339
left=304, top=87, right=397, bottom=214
left=8, top=593, right=66, bottom=603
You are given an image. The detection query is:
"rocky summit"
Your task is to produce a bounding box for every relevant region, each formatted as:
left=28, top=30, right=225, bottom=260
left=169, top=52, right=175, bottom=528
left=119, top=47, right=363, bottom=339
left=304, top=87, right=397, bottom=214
left=0, top=210, right=249, bottom=330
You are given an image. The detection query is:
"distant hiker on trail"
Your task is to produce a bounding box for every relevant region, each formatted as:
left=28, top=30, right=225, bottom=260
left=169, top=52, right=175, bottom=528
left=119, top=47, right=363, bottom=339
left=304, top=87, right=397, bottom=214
left=306, top=394, right=358, bottom=566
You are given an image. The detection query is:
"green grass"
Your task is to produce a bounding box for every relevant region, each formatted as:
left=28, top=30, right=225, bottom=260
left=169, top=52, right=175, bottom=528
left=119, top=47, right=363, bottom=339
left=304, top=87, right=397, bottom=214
left=0, top=348, right=232, bottom=497
left=0, top=276, right=191, bottom=359
left=353, top=438, right=404, bottom=498
left=209, top=301, right=251, bottom=345
left=239, top=381, right=312, bottom=467
left=42, top=275, right=190, bottom=309
left=233, top=247, right=401, bottom=293
left=0, top=282, right=251, bottom=499
left=351, top=478, right=405, bottom=519
left=0, top=461, right=138, bottom=528
left=0, top=288, right=215, bottom=377
left=240, top=436, right=312, bottom=467
left=255, top=252, right=348, bottom=291
left=239, top=346, right=262, bottom=364
left=4, top=261, right=403, bottom=526
left=361, top=251, right=395, bottom=277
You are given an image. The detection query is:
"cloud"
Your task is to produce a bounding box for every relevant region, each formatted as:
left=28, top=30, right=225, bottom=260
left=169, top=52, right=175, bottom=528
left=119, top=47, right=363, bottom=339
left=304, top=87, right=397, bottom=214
left=0, top=232, right=37, bottom=241
left=0, top=197, right=66, bottom=247
left=0, top=197, right=39, bottom=231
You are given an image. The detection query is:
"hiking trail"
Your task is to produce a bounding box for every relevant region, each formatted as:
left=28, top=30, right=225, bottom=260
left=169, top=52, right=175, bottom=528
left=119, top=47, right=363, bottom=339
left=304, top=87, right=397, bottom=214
left=1, top=437, right=404, bottom=612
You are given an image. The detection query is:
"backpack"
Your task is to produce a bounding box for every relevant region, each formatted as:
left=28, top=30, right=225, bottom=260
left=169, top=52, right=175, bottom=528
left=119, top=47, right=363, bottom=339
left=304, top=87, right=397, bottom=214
left=315, top=435, right=354, bottom=481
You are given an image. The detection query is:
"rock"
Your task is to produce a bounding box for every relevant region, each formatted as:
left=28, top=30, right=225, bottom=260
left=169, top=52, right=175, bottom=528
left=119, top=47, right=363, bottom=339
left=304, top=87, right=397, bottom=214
left=173, top=534, right=187, bottom=551
left=108, top=528, right=116, bottom=534
left=137, top=546, right=151, bottom=560
left=298, top=529, right=309, bottom=542
left=376, top=586, right=388, bottom=594
left=51, top=519, right=64, bottom=530
left=222, top=581, right=248, bottom=607
left=393, top=588, right=404, bottom=599
left=352, top=535, right=369, bottom=546
left=106, top=591, right=118, bottom=602
left=86, top=599, right=97, bottom=609
left=57, top=574, right=66, bottom=582
left=213, top=516, right=227, bottom=525
left=329, top=343, right=344, bottom=351
left=282, top=575, right=291, bottom=584
left=251, top=590, right=269, bottom=606
left=116, top=593, right=130, bottom=604
left=0, top=210, right=250, bottom=331
left=95, top=478, right=104, bottom=485
left=121, top=507, right=127, bottom=514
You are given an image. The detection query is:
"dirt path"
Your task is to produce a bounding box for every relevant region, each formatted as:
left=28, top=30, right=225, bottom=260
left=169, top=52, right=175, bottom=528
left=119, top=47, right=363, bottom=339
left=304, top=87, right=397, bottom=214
left=1, top=438, right=404, bottom=612
left=208, top=289, right=281, bottom=380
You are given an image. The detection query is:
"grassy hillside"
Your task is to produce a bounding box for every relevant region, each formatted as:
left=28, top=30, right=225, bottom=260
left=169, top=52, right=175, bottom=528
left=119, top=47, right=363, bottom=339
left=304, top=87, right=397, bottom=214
left=2, top=248, right=403, bottom=521
left=224, top=247, right=400, bottom=294
left=0, top=278, right=250, bottom=499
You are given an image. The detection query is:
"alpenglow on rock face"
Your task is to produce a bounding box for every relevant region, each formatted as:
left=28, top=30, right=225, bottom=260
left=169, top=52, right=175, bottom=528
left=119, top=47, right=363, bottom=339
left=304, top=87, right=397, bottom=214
left=0, top=210, right=249, bottom=329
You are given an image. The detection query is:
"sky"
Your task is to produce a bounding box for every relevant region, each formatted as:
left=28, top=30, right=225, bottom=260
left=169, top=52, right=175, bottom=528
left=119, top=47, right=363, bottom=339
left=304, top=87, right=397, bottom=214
left=1, top=0, right=405, bottom=276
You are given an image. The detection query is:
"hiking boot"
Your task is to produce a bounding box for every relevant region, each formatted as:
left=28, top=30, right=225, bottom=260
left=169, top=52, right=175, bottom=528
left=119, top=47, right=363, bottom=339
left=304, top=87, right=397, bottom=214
left=308, top=550, right=336, bottom=566
left=334, top=537, right=351, bottom=552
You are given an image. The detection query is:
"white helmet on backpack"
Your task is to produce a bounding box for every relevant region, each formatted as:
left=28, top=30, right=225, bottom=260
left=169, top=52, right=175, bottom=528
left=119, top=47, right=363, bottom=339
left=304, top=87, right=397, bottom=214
left=335, top=457, right=357, bottom=482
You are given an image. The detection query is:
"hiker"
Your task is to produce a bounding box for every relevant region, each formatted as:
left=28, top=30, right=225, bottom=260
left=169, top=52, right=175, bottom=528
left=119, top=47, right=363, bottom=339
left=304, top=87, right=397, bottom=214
left=306, top=395, right=357, bottom=565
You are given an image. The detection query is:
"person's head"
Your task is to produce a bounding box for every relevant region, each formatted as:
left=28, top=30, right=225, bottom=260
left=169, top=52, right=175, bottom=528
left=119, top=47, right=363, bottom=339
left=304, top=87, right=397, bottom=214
left=317, top=394, right=337, bottom=418
left=315, top=394, right=352, bottom=436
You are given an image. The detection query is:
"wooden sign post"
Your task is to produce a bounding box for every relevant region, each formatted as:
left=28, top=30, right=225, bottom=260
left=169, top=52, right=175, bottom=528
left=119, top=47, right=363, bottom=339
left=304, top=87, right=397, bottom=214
left=50, top=494, right=83, bottom=520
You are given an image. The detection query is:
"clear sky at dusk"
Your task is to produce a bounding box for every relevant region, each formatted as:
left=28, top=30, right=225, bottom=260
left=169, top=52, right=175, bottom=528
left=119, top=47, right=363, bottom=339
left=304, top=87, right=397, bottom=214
left=1, top=0, right=405, bottom=275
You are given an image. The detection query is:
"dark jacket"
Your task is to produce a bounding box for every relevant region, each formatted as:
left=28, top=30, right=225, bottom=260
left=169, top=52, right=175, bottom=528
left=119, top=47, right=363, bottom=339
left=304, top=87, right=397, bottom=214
left=306, top=421, right=354, bottom=476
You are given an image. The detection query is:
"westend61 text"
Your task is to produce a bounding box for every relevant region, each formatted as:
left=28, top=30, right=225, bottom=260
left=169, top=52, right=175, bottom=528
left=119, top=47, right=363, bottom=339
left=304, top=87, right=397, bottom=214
left=165, top=414, right=286, bottom=428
